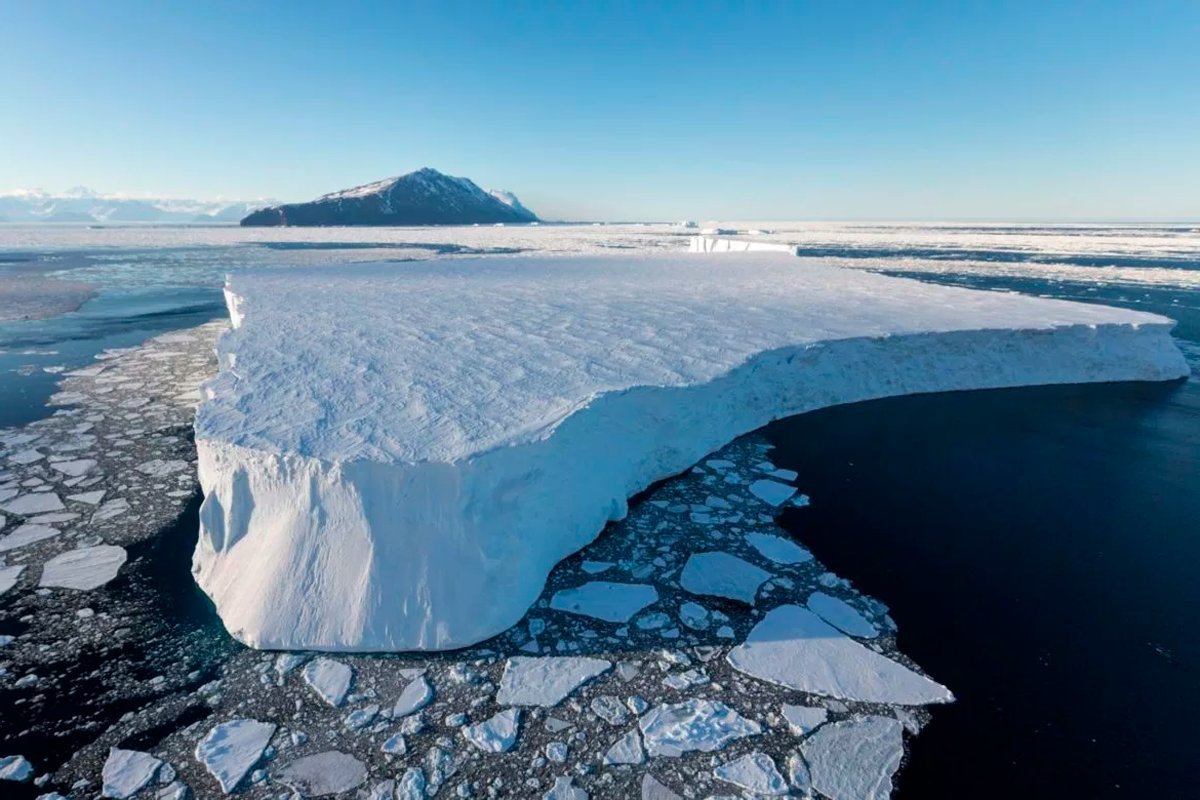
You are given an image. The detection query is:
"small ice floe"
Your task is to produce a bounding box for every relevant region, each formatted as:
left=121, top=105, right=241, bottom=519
left=641, top=774, right=682, bottom=800
left=0, top=524, right=62, bottom=552
left=39, top=545, right=127, bottom=590
left=92, top=498, right=131, bottom=522
left=550, top=581, right=658, bottom=623
left=765, top=467, right=798, bottom=481
left=580, top=560, right=614, bottom=574
left=8, top=449, right=44, bottom=465
left=679, top=551, right=772, bottom=604
left=303, top=658, right=353, bottom=707
left=461, top=708, right=521, bottom=753
left=713, top=751, right=789, bottom=796
left=136, top=459, right=189, bottom=478
left=590, top=695, right=628, bottom=726
left=101, top=748, right=163, bottom=799
left=496, top=656, right=611, bottom=706
left=275, top=751, right=366, bottom=796
left=194, top=718, right=276, bottom=793
left=1, top=492, right=65, bottom=515
left=49, top=458, right=97, bottom=477
left=343, top=704, right=379, bottom=731
left=727, top=605, right=951, bottom=705
left=639, top=699, right=762, bottom=757
left=396, top=768, right=426, bottom=800
left=802, top=716, right=904, bottom=800
left=0, top=754, right=33, bottom=782
left=678, top=601, right=710, bottom=630
left=781, top=704, right=828, bottom=736
left=0, top=565, right=23, bottom=595
left=746, top=532, right=813, bottom=565
left=543, top=776, right=588, bottom=799
left=380, top=733, right=406, bottom=755
left=392, top=675, right=434, bottom=717
left=274, top=652, right=308, bottom=678
left=603, top=728, right=646, bottom=765
left=67, top=490, right=105, bottom=505
left=545, top=742, right=568, bottom=763
left=807, top=591, right=879, bottom=638
left=748, top=479, right=796, bottom=507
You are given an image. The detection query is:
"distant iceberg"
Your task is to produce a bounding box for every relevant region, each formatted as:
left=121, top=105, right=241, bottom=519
left=193, top=253, right=1187, bottom=651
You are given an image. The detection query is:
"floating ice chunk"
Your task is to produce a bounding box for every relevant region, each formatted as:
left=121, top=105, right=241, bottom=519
left=543, top=776, right=588, bottom=800
left=727, top=605, right=951, bottom=705
left=680, top=552, right=772, bottom=604
left=807, top=592, right=879, bottom=638
left=678, top=601, right=710, bottom=630
left=713, top=752, right=788, bottom=796
left=39, top=545, right=127, bottom=590
left=274, top=652, right=308, bottom=678
left=92, top=498, right=130, bottom=522
left=604, top=728, right=646, bottom=765
left=303, top=658, right=353, bottom=707
left=0, top=565, right=23, bottom=595
left=395, top=768, right=426, bottom=800
left=746, top=533, right=813, bottom=565
left=26, top=512, right=79, bottom=525
left=365, top=780, right=396, bottom=800
left=392, top=675, right=434, bottom=717
left=380, top=733, right=406, bottom=754
left=195, top=719, right=276, bottom=794
left=275, top=751, right=366, bottom=796
left=344, top=704, right=379, bottom=731
left=639, top=699, right=762, bottom=757
left=550, top=581, right=658, bottom=623
left=67, top=490, right=106, bottom=505
left=641, top=774, right=682, bottom=800
left=136, top=459, right=189, bottom=478
left=765, top=468, right=798, bottom=481
left=8, top=450, right=43, bottom=465
left=0, top=524, right=61, bottom=552
left=590, top=695, right=629, bottom=726
left=461, top=708, right=521, bottom=753
left=496, top=656, right=611, bottom=706
left=748, top=479, right=796, bottom=507
left=50, top=459, right=96, bottom=477
left=1, top=493, right=64, bottom=516
left=101, top=748, right=163, bottom=799
left=581, top=560, right=614, bottom=574
left=0, top=754, right=33, bottom=782
left=781, top=704, right=828, bottom=736
left=802, top=716, right=904, bottom=800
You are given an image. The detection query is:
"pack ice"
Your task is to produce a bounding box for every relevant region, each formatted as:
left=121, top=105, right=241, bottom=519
left=193, top=253, right=1187, bottom=651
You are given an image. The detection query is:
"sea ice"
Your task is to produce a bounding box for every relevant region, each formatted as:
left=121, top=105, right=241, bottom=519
left=194, top=254, right=1188, bottom=650
left=0, top=492, right=64, bottom=516
left=781, top=704, right=828, bottom=736
left=49, top=459, right=96, bottom=477
left=543, top=776, right=588, bottom=800
left=0, top=754, right=33, bottom=782
left=748, top=479, right=797, bottom=507
left=713, top=752, right=789, bottom=796
left=746, top=532, right=813, bottom=565
left=550, top=581, right=658, bottom=623
left=679, top=551, right=772, bottom=604
left=303, top=658, right=353, bottom=707
left=396, top=768, right=426, bottom=800
left=461, top=708, right=522, bottom=753
left=0, top=524, right=61, bottom=552
left=275, top=751, right=366, bottom=796
left=392, top=675, right=434, bottom=717
left=807, top=591, right=879, bottom=638
left=603, top=728, right=646, bottom=765
left=0, top=565, right=23, bottom=595
left=727, top=605, right=951, bottom=704
left=195, top=719, right=276, bottom=793
left=39, top=545, right=127, bottom=590
left=802, top=716, right=904, bottom=800
left=639, top=699, right=762, bottom=757
left=496, top=656, right=611, bottom=706
left=101, top=748, right=162, bottom=799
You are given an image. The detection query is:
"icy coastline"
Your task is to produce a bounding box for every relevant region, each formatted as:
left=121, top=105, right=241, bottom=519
left=193, top=253, right=1188, bottom=652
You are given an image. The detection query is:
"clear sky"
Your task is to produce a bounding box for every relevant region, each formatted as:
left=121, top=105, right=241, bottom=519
left=1, top=1, right=1197, bottom=221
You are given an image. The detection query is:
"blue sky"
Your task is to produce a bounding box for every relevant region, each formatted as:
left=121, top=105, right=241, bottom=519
left=1, top=1, right=1197, bottom=220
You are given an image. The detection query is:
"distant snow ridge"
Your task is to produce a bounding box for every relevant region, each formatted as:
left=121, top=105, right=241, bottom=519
left=0, top=188, right=270, bottom=223
left=193, top=253, right=1187, bottom=651
left=240, top=168, right=537, bottom=226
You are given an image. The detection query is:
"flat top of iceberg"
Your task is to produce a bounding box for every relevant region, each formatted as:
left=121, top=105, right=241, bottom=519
left=200, top=253, right=1172, bottom=463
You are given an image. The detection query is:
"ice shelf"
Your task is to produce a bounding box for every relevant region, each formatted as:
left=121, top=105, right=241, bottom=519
left=193, top=253, right=1188, bottom=651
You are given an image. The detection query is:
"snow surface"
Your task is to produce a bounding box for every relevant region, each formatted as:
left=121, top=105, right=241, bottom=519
left=461, top=708, right=522, bottom=753
left=100, top=748, right=162, bottom=799
left=303, top=658, right=353, bottom=707
left=781, top=704, right=828, bottom=736
left=727, top=605, right=952, bottom=705
left=802, top=716, right=905, bottom=800
left=193, top=253, right=1187, bottom=651
left=713, top=752, right=789, bottom=796
left=638, top=699, right=762, bottom=757
left=808, top=591, right=880, bottom=638
left=194, top=718, right=276, bottom=793
left=496, top=656, right=611, bottom=707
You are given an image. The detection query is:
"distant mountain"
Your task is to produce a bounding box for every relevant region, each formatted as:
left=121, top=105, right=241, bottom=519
left=0, top=188, right=273, bottom=224
left=240, top=168, right=538, bottom=227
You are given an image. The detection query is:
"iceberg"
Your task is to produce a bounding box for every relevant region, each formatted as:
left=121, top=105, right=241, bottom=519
left=193, top=253, right=1187, bottom=651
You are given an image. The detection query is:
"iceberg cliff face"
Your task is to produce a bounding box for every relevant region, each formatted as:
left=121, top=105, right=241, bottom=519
left=193, top=254, right=1187, bottom=652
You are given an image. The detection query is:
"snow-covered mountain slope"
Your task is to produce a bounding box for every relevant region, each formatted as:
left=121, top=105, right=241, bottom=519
left=240, top=168, right=538, bottom=227
left=488, top=189, right=537, bottom=221
left=193, top=253, right=1187, bottom=652
left=0, top=188, right=270, bottom=224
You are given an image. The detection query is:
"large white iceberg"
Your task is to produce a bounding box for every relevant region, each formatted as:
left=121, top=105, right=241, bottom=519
left=193, top=253, right=1187, bottom=651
